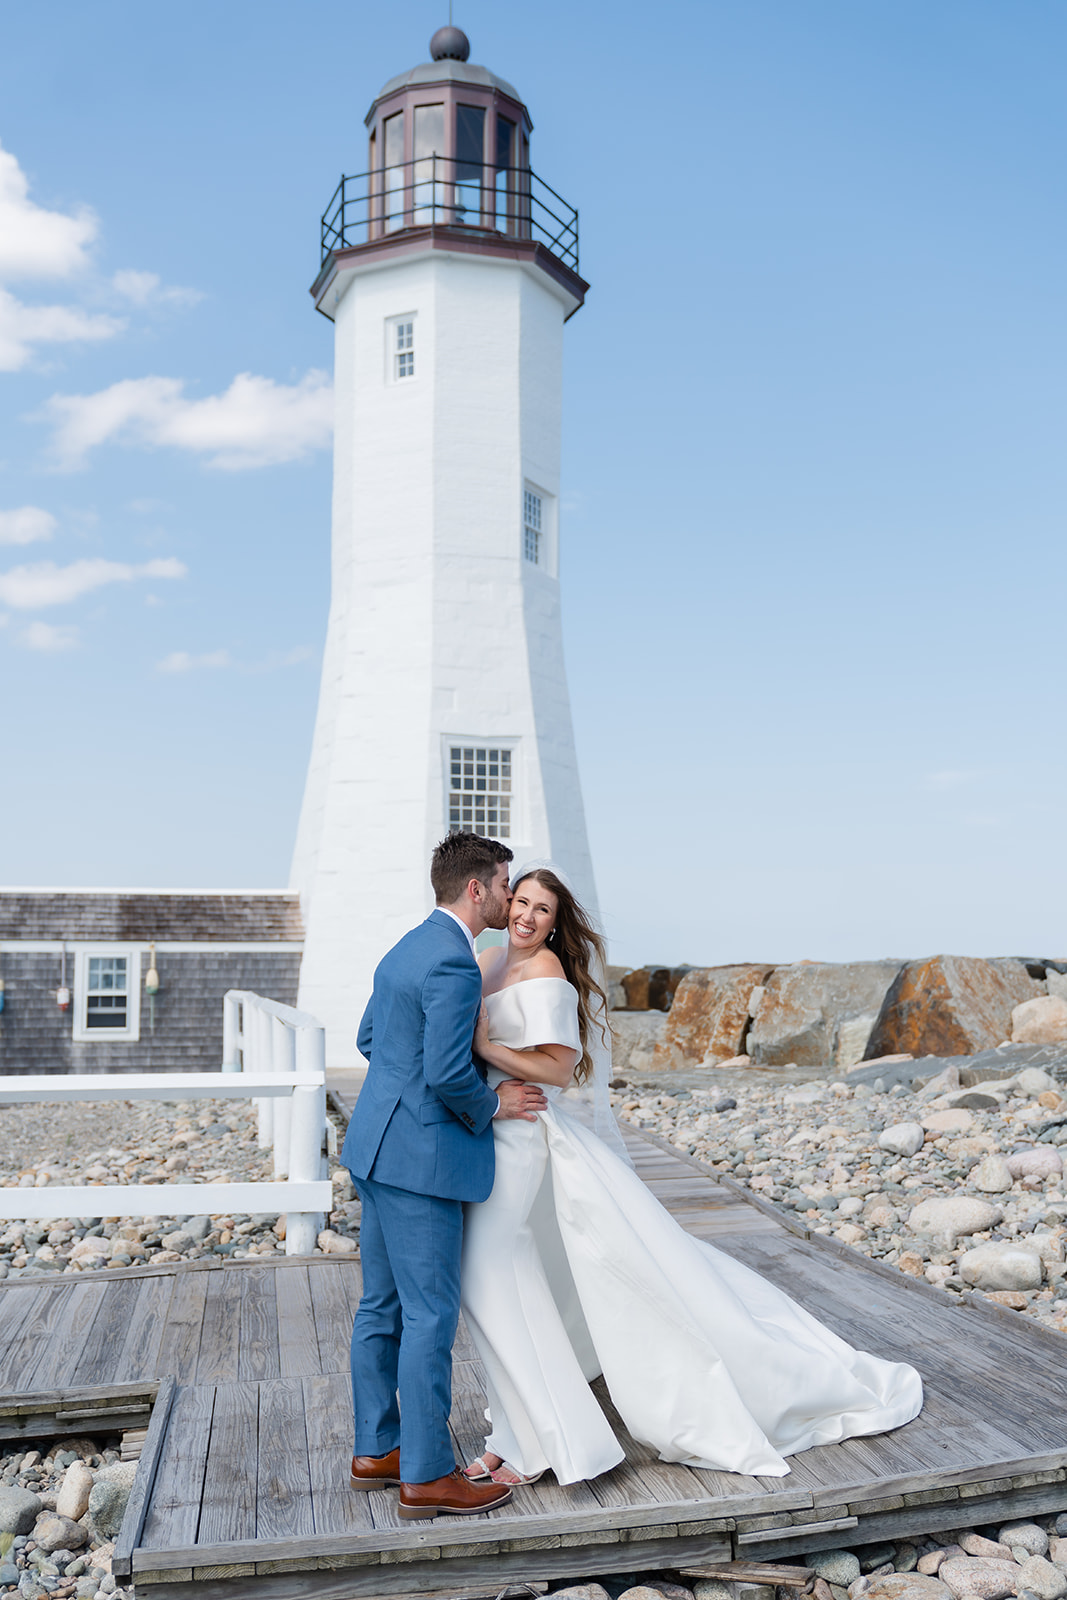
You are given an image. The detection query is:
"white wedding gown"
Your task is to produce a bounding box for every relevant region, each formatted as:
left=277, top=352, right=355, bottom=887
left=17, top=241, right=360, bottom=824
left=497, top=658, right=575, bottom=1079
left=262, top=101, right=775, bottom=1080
left=460, top=977, right=923, bottom=1484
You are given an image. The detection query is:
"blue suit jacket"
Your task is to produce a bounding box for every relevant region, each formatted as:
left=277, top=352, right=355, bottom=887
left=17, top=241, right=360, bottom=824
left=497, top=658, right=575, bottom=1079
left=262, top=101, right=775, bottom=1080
left=341, top=909, right=498, bottom=1202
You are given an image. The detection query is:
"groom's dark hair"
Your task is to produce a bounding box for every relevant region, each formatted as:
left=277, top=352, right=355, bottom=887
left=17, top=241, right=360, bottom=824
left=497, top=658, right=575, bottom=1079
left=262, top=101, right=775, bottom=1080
left=431, top=831, right=513, bottom=904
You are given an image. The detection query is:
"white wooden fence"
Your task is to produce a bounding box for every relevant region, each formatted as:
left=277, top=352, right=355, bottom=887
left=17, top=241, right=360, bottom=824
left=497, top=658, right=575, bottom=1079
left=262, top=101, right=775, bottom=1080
left=0, top=992, right=334, bottom=1256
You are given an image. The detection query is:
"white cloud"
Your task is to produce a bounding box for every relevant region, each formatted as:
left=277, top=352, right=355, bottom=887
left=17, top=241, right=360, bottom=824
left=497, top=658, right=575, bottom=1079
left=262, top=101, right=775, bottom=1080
left=0, top=506, right=56, bottom=546
left=0, top=143, right=97, bottom=281
left=20, top=619, right=78, bottom=652
left=157, top=648, right=231, bottom=674
left=0, top=286, right=124, bottom=372
left=0, top=555, right=185, bottom=610
left=41, top=369, right=334, bottom=470
left=112, top=269, right=203, bottom=309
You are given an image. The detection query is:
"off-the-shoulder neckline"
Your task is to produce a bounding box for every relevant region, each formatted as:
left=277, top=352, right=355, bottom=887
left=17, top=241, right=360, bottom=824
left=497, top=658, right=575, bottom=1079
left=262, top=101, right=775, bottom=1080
left=485, top=975, right=577, bottom=997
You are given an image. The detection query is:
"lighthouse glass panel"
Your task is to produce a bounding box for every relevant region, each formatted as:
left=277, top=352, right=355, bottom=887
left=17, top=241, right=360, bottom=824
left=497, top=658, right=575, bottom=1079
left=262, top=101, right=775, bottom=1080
left=413, top=104, right=445, bottom=224
left=455, top=104, right=485, bottom=226
left=495, top=116, right=515, bottom=231
left=523, top=490, right=542, bottom=565
left=383, top=112, right=404, bottom=232
left=448, top=745, right=512, bottom=839
left=85, top=955, right=128, bottom=1030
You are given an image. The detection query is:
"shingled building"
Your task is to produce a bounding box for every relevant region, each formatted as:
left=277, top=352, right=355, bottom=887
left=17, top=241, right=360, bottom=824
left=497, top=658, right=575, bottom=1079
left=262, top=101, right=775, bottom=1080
left=0, top=891, right=303, bottom=1075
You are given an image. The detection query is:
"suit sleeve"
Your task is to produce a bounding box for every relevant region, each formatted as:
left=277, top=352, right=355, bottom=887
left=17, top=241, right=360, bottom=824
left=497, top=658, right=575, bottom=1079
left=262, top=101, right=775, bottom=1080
left=356, top=996, right=373, bottom=1062
left=421, top=950, right=499, bottom=1136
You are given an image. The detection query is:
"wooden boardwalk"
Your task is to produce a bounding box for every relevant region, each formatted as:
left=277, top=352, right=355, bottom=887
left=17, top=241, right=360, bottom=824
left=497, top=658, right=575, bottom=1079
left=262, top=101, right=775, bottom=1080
left=1, top=1125, right=1067, bottom=1600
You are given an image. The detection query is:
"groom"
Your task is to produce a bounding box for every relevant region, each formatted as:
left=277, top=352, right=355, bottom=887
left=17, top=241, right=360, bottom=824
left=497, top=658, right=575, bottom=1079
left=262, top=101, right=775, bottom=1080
left=342, top=831, right=546, bottom=1520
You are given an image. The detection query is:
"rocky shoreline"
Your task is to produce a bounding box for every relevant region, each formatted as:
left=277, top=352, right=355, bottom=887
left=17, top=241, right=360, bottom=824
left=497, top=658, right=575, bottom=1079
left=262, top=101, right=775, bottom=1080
left=611, top=1048, right=1067, bottom=1332
left=0, top=1097, right=358, bottom=1281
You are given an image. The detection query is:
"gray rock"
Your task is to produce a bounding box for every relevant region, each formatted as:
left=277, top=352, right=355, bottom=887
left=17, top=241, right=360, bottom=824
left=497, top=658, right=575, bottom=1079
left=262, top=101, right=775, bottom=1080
left=160, top=1230, right=195, bottom=1253
left=1001, top=1525, right=1051, bottom=1560
left=972, top=1155, right=1015, bottom=1193
left=692, top=1584, right=733, bottom=1600
left=908, top=1196, right=1002, bottom=1241
left=87, top=1465, right=136, bottom=1541
left=55, top=1463, right=93, bottom=1522
left=938, top=1559, right=1020, bottom=1599
left=747, top=961, right=901, bottom=1068
left=183, top=1215, right=212, bottom=1241
left=609, top=1011, right=670, bottom=1076
left=879, top=1122, right=925, bottom=1158
left=859, top=1545, right=899, bottom=1573
left=809, top=1551, right=862, bottom=1587
left=959, top=1240, right=1043, bottom=1291
left=31, top=1515, right=87, bottom=1554
left=548, top=1588, right=612, bottom=1600
left=0, top=1564, right=19, bottom=1587
left=0, top=1486, right=43, bottom=1534
left=861, top=1578, right=952, bottom=1600
left=1017, top=1559, right=1067, bottom=1600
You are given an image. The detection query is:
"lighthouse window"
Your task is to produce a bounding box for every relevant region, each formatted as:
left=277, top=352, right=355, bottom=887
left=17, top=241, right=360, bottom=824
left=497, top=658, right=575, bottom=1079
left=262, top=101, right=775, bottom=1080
left=414, top=104, right=445, bottom=224
left=73, top=946, right=141, bottom=1042
left=456, top=105, right=486, bottom=225
left=395, top=320, right=414, bottom=379
left=383, top=112, right=405, bottom=232
left=495, top=116, right=515, bottom=230
left=448, top=745, right=512, bottom=840
left=523, top=490, right=542, bottom=565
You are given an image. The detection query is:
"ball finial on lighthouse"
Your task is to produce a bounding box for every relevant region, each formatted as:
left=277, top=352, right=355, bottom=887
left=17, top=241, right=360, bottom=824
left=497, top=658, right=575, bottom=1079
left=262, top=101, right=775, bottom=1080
left=429, top=24, right=470, bottom=61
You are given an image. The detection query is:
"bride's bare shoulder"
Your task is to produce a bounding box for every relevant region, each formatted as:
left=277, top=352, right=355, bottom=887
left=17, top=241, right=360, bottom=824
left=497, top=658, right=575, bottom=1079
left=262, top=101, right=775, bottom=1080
left=477, top=945, right=508, bottom=986
left=523, top=949, right=567, bottom=981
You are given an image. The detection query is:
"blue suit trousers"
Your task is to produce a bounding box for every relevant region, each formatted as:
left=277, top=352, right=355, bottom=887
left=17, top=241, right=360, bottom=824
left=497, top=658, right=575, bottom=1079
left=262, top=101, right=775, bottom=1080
left=350, top=1174, right=463, bottom=1483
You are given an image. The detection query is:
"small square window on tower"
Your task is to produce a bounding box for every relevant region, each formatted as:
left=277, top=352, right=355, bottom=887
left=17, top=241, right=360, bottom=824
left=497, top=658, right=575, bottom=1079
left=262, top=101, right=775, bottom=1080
left=446, top=743, right=515, bottom=840
left=386, top=314, right=416, bottom=383
left=523, top=488, right=542, bottom=565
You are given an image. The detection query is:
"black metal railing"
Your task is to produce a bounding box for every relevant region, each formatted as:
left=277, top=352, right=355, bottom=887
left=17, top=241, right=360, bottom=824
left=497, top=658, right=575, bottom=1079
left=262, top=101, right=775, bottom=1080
left=320, top=155, right=579, bottom=274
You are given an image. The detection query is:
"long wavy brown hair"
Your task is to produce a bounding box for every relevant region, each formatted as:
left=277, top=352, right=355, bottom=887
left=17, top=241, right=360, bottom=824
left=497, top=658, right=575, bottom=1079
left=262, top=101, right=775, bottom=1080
left=512, top=868, right=608, bottom=1084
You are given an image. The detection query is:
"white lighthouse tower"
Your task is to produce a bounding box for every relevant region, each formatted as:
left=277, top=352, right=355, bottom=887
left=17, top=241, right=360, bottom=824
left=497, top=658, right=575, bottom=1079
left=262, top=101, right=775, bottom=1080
left=291, top=25, right=596, bottom=1067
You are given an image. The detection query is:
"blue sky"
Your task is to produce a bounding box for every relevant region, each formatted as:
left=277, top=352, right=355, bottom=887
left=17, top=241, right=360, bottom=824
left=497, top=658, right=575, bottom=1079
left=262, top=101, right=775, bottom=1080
left=1, top=1, right=1064, bottom=969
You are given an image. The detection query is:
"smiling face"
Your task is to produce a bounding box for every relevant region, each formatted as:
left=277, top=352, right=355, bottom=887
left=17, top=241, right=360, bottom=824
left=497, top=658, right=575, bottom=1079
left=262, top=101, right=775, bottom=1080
left=508, top=876, right=559, bottom=956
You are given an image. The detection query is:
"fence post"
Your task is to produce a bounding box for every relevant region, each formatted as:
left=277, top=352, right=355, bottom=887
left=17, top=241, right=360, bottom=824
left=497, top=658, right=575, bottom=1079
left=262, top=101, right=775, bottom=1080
left=253, top=1003, right=273, bottom=1149
left=287, top=1023, right=327, bottom=1256
left=222, top=991, right=241, bottom=1073
left=271, top=1013, right=295, bottom=1179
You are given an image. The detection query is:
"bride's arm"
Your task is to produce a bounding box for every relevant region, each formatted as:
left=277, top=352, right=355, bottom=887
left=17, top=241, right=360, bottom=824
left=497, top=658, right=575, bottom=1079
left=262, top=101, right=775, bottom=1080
left=474, top=1010, right=578, bottom=1088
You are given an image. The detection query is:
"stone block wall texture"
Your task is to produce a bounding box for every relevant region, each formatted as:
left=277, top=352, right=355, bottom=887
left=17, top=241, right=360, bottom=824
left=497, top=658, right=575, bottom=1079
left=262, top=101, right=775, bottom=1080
left=0, top=951, right=302, bottom=1075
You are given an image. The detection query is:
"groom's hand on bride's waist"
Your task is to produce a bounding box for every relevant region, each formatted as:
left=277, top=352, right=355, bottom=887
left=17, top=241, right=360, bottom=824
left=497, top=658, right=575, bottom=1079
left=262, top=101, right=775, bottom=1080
left=493, top=1079, right=548, bottom=1121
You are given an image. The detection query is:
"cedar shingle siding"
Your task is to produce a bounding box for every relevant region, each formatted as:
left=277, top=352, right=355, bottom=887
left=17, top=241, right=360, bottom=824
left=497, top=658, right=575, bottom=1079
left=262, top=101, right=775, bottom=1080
left=0, top=892, right=304, bottom=1076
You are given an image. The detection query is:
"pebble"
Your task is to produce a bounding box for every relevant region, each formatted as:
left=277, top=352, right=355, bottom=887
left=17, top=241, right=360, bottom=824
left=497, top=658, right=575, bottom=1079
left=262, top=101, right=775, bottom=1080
left=0, top=1444, right=131, bottom=1600
left=0, top=1099, right=359, bottom=1278
left=612, top=1058, right=1067, bottom=1334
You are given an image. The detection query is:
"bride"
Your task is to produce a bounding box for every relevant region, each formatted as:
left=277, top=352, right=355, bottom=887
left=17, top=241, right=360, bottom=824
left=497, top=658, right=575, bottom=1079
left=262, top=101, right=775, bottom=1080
left=459, top=865, right=923, bottom=1488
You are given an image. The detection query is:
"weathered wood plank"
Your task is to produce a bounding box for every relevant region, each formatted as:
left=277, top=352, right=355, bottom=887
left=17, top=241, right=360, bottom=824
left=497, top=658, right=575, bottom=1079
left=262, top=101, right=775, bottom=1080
left=69, top=1275, right=142, bottom=1386
left=197, top=1381, right=259, bottom=1545
left=302, top=1369, right=375, bottom=1534
left=139, top=1384, right=216, bottom=1553
left=117, top=1275, right=176, bottom=1385
left=256, top=1378, right=314, bottom=1540
left=276, top=1265, right=321, bottom=1379
left=153, top=1272, right=210, bottom=1384
left=3, top=1280, right=107, bottom=1392
left=112, top=1375, right=175, bottom=1579
left=195, top=1271, right=243, bottom=1386
left=308, top=1259, right=355, bottom=1377
left=237, top=1266, right=280, bottom=1382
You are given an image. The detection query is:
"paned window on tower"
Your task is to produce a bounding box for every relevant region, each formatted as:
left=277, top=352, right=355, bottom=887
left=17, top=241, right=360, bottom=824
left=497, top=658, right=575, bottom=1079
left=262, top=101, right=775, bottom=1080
left=448, top=746, right=512, bottom=839
left=86, top=955, right=128, bottom=1029
left=523, top=489, right=542, bottom=564
left=395, top=320, right=414, bottom=379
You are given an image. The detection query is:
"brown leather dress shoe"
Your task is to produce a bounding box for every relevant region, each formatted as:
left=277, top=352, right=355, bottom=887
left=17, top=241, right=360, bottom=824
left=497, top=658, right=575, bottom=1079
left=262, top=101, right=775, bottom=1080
left=350, top=1448, right=401, bottom=1490
left=398, top=1466, right=513, bottom=1520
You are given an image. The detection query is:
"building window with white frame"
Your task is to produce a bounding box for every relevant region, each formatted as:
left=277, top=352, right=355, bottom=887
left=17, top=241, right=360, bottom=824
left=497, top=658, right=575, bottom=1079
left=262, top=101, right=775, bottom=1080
left=523, top=488, right=542, bottom=564
left=73, top=947, right=141, bottom=1042
left=391, top=317, right=415, bottom=380
left=447, top=745, right=513, bottom=839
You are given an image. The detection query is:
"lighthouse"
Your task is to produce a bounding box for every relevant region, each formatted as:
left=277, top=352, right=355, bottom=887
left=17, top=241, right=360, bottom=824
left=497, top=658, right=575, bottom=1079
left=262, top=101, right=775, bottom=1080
left=291, top=25, right=596, bottom=1067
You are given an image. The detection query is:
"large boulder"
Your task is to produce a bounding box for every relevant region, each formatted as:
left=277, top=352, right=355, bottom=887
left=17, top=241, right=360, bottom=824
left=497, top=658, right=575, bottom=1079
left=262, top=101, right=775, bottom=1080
left=652, top=964, right=773, bottom=1067
left=620, top=966, right=690, bottom=1012
left=1012, top=995, right=1067, bottom=1044
left=747, top=961, right=902, bottom=1068
left=609, top=1011, right=669, bottom=1076
left=864, top=955, right=1042, bottom=1060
